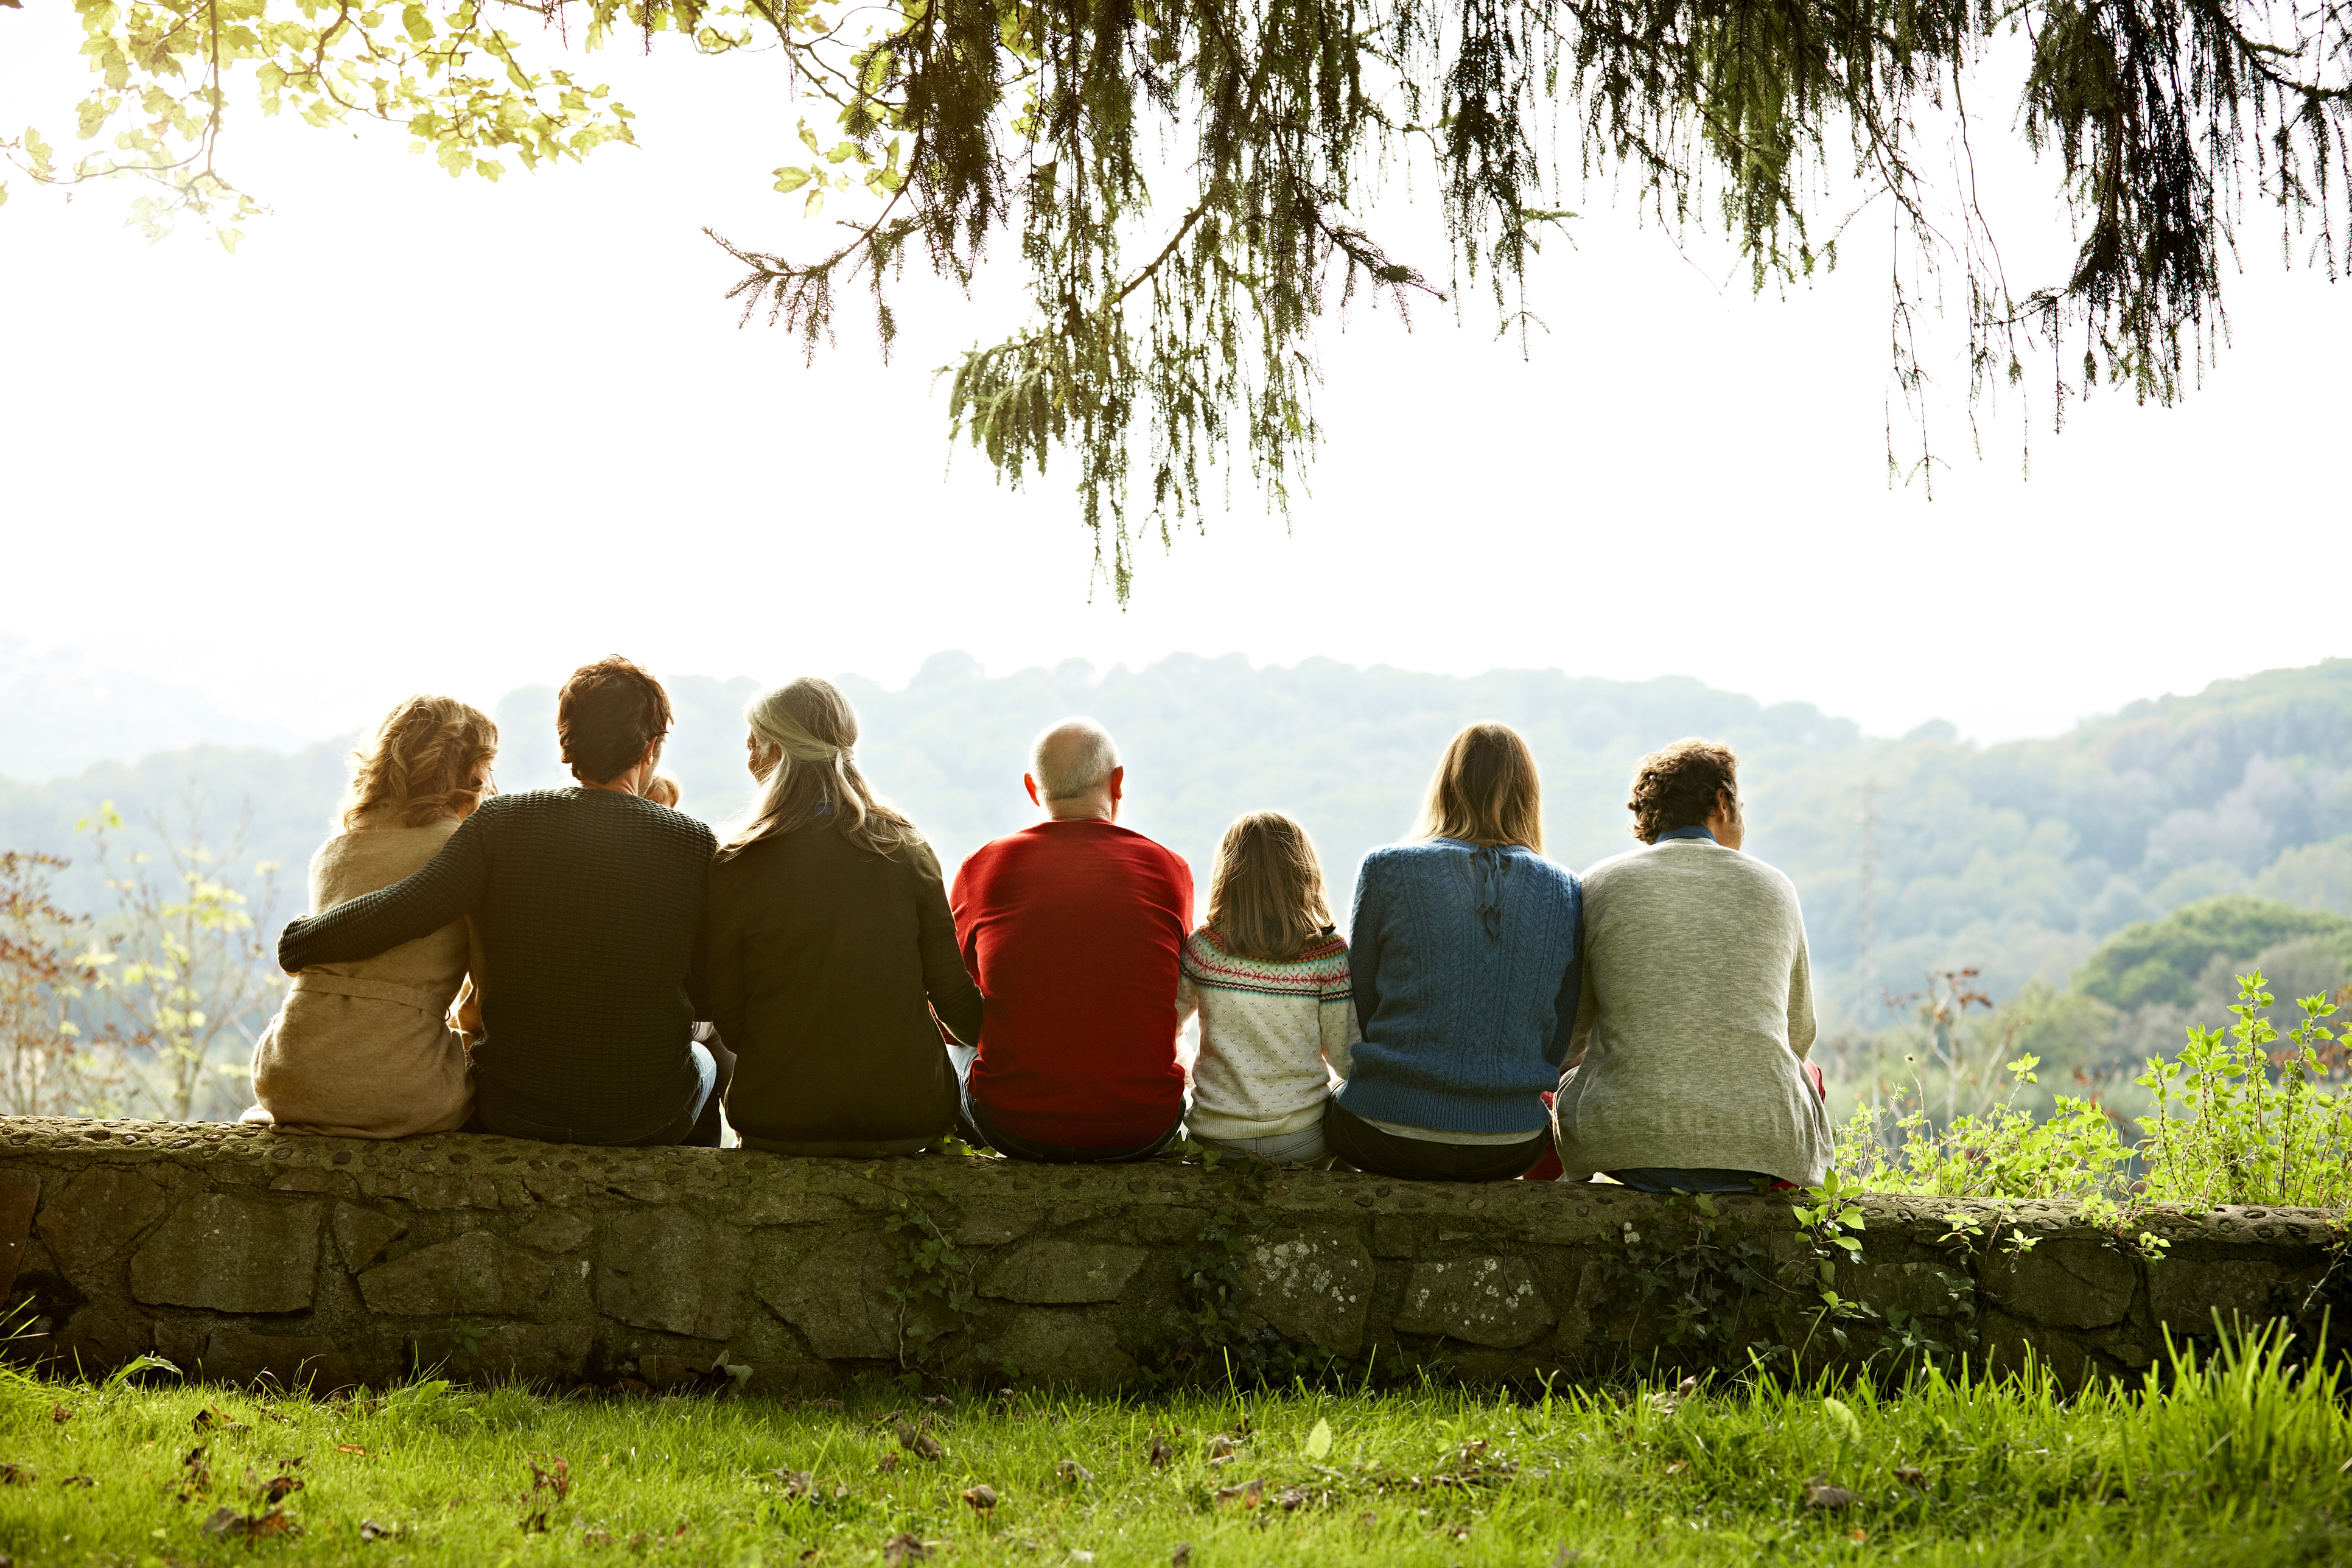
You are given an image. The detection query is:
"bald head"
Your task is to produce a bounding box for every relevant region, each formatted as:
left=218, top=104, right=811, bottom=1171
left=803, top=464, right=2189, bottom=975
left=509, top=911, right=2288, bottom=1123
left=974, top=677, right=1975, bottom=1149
left=1026, top=718, right=1124, bottom=820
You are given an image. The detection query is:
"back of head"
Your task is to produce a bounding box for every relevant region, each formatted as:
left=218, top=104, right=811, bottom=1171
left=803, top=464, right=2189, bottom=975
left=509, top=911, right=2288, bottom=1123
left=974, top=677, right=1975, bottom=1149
left=1207, top=810, right=1334, bottom=961
left=1030, top=718, right=1121, bottom=802
left=558, top=656, right=673, bottom=786
left=1415, top=723, right=1544, bottom=852
left=1626, top=738, right=1738, bottom=844
left=342, top=695, right=499, bottom=831
left=720, top=676, right=916, bottom=859
left=644, top=772, right=683, bottom=809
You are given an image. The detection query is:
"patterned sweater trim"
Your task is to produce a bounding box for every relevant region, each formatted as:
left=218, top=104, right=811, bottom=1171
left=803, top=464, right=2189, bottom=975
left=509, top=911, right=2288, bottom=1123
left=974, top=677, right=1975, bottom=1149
left=1182, top=928, right=1352, bottom=1001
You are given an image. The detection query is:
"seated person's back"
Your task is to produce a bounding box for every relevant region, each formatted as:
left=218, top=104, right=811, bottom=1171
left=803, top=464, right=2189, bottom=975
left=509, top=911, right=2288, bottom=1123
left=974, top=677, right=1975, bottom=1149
left=701, top=676, right=983, bottom=1155
left=243, top=695, right=495, bottom=1139
left=1553, top=739, right=1830, bottom=1189
left=277, top=658, right=720, bottom=1146
left=952, top=718, right=1192, bottom=1156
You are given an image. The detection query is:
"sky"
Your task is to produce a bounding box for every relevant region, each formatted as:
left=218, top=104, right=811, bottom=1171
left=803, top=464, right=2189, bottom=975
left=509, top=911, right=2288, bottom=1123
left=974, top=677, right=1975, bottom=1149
left=1, top=10, right=2343, bottom=759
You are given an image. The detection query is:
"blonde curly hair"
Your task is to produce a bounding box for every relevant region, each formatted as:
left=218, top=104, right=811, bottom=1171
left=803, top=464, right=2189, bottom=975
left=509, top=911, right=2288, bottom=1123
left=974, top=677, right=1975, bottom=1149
left=341, top=695, right=500, bottom=831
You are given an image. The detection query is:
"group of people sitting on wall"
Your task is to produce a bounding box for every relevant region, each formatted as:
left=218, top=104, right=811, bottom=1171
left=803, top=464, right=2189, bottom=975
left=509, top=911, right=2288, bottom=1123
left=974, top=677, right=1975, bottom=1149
left=254, top=656, right=1832, bottom=1192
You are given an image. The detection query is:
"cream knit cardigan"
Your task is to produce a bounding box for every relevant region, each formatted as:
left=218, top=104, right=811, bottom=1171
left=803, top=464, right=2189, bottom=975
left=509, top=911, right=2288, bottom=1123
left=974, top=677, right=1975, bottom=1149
left=240, top=818, right=475, bottom=1139
left=1176, top=926, right=1357, bottom=1141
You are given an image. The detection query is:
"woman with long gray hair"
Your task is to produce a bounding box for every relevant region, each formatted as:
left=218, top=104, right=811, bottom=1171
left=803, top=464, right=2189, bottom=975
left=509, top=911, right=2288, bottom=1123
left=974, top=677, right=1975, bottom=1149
left=694, top=676, right=983, bottom=1156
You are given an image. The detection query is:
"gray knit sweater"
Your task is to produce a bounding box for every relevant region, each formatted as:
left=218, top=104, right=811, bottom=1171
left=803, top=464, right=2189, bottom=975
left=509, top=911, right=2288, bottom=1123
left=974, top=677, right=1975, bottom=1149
left=1551, top=836, right=1831, bottom=1184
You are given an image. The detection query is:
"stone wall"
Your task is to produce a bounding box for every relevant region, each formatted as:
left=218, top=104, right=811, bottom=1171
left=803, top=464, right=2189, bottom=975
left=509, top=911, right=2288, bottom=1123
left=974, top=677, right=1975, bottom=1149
left=3, top=1117, right=2343, bottom=1393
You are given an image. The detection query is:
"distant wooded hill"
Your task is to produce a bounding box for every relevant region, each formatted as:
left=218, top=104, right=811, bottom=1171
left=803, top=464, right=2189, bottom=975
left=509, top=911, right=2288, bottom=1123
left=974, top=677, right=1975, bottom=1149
left=5, top=654, right=2349, bottom=1037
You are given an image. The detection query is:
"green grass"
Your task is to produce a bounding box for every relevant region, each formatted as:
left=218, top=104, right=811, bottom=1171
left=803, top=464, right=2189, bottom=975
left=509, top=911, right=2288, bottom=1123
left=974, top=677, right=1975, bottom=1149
left=3, top=1332, right=2349, bottom=1567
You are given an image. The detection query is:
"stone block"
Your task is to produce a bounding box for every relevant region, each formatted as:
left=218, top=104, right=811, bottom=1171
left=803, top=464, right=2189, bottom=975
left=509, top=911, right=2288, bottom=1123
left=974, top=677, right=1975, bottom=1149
left=38, top=1166, right=169, bottom=1283
left=954, top=1208, right=1043, bottom=1247
left=979, top=1241, right=1147, bottom=1304
left=2149, top=1258, right=2284, bottom=1334
left=359, top=1231, right=550, bottom=1317
left=1372, top=1215, right=1416, bottom=1258
left=754, top=1231, right=901, bottom=1360
left=411, top=1320, right=593, bottom=1383
left=1981, top=1239, right=2137, bottom=1329
left=995, top=1309, right=1138, bottom=1388
left=1840, top=1261, right=1972, bottom=1320
left=268, top=1168, right=355, bottom=1196
left=0, top=1167, right=38, bottom=1301
left=332, top=1204, right=407, bottom=1271
left=200, top=1330, right=358, bottom=1391
left=1241, top=1228, right=1374, bottom=1356
left=1393, top=1255, right=1556, bottom=1349
left=52, top=1301, right=152, bottom=1371
left=597, top=1209, right=741, bottom=1340
left=513, top=1208, right=594, bottom=1255
left=128, top=1193, right=322, bottom=1314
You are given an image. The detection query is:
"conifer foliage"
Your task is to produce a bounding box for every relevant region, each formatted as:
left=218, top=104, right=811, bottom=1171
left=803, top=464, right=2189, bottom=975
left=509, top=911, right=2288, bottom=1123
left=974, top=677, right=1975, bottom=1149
left=8, top=0, right=2347, bottom=591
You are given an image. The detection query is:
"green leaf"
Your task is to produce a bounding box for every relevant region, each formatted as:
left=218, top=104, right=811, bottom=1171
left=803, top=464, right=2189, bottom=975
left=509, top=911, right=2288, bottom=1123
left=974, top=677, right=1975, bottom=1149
left=216, top=226, right=242, bottom=254
left=772, top=166, right=810, bottom=194
left=1303, top=1418, right=1332, bottom=1460
left=804, top=186, right=824, bottom=217
left=402, top=2, right=432, bottom=43
left=799, top=121, right=821, bottom=153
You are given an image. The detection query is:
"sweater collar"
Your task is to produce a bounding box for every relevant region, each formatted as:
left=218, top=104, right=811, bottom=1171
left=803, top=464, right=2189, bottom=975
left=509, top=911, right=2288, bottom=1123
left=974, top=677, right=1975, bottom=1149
left=1655, top=825, right=1717, bottom=844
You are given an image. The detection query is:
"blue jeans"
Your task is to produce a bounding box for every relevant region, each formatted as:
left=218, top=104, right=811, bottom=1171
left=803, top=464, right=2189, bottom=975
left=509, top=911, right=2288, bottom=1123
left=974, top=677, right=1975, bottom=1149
left=952, top=1048, right=1182, bottom=1164
left=474, top=1041, right=723, bottom=1147
left=1609, top=1166, right=1781, bottom=1194
left=1187, top=1122, right=1329, bottom=1166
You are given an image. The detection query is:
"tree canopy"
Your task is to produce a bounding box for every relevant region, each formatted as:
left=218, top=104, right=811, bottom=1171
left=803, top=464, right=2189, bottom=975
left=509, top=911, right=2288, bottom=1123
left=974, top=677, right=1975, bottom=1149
left=7, top=0, right=2348, bottom=592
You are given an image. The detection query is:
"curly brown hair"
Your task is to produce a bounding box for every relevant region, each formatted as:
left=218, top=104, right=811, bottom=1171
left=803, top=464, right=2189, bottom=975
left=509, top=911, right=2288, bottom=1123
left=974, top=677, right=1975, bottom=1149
left=1626, top=738, right=1738, bottom=844
left=558, top=656, right=674, bottom=785
left=341, top=696, right=499, bottom=831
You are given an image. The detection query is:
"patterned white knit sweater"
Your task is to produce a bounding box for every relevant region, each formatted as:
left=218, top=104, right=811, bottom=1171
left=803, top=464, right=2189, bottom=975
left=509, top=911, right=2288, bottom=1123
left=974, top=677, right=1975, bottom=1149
left=1175, top=926, right=1358, bottom=1140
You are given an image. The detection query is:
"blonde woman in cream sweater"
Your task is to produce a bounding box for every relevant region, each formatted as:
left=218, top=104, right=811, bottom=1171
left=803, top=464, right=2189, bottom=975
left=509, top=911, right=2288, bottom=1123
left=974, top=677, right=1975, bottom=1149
left=240, top=696, right=496, bottom=1138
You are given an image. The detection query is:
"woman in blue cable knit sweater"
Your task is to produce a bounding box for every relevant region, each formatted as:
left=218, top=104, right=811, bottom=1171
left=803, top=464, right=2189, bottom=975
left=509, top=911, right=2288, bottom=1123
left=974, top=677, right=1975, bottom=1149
left=1323, top=723, right=1583, bottom=1181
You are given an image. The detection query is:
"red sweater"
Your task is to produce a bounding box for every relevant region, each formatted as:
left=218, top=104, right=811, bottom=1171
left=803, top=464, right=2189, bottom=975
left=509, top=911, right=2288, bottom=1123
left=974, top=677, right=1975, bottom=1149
left=950, top=819, right=1194, bottom=1147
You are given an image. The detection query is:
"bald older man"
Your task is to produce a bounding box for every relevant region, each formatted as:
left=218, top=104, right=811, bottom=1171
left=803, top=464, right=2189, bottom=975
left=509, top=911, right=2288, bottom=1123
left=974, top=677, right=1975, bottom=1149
left=949, top=718, right=1194, bottom=1162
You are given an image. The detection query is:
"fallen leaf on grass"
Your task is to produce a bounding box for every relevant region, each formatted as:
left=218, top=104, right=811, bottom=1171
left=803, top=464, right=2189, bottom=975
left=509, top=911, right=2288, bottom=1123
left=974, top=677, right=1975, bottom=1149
left=261, top=1471, right=304, bottom=1505
left=962, top=1483, right=998, bottom=1511
left=769, top=1468, right=813, bottom=1499
left=359, top=1520, right=399, bottom=1543
left=877, top=1452, right=903, bottom=1476
left=1148, top=1437, right=1174, bottom=1470
left=1171, top=1545, right=1192, bottom=1567
left=1304, top=1418, right=1333, bottom=1460
left=51, top=1404, right=72, bottom=1424
left=0, top=1464, right=29, bottom=1485
left=528, top=1454, right=572, bottom=1502
left=1663, top=1460, right=1688, bottom=1477
left=883, top=1531, right=931, bottom=1566
left=519, top=1510, right=551, bottom=1533
left=173, top=1447, right=211, bottom=1501
left=1894, top=1466, right=1927, bottom=1489
left=1850, top=1527, right=1871, bottom=1542
left=1057, top=1458, right=1095, bottom=1485
left=580, top=1525, right=614, bottom=1547
left=203, top=1505, right=299, bottom=1540
left=1213, top=1478, right=1265, bottom=1510
left=336, top=1443, right=369, bottom=1455
left=896, top=1421, right=947, bottom=1461
left=1205, top=1433, right=1240, bottom=1460
left=1647, top=1376, right=1701, bottom=1416
left=1276, top=1485, right=1307, bottom=1511
left=58, top=1474, right=95, bottom=1488
left=191, top=1407, right=248, bottom=1435
left=1804, top=1477, right=1861, bottom=1510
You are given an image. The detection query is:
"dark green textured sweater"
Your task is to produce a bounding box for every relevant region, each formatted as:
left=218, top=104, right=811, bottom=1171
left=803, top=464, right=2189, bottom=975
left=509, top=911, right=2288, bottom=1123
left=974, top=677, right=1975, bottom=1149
left=698, top=819, right=982, bottom=1150
left=276, top=789, right=716, bottom=1140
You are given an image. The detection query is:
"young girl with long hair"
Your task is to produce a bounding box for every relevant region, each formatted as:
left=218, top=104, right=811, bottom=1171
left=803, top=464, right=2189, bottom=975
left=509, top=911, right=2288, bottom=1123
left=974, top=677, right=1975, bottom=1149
left=242, top=695, right=495, bottom=1138
left=1176, top=811, right=1356, bottom=1165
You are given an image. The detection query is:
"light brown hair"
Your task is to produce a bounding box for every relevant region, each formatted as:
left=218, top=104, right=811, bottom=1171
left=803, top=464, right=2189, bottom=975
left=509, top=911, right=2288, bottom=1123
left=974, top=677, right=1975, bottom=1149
left=1626, top=738, right=1739, bottom=843
left=1413, top=723, right=1544, bottom=851
left=558, top=656, right=673, bottom=785
left=1205, top=810, right=1335, bottom=962
left=644, top=772, right=683, bottom=809
left=719, top=676, right=920, bottom=860
left=341, top=696, right=499, bottom=831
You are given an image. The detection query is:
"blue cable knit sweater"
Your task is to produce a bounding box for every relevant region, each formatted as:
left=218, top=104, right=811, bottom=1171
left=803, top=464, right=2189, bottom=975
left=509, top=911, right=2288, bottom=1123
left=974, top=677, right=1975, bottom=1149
left=1333, top=839, right=1583, bottom=1136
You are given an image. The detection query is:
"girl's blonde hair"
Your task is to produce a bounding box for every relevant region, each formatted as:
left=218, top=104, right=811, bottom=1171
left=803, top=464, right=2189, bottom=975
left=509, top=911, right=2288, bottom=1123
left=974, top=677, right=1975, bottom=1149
left=719, top=676, right=918, bottom=859
left=341, top=696, right=499, bottom=831
left=1413, top=722, right=1544, bottom=852
left=1206, top=810, right=1335, bottom=962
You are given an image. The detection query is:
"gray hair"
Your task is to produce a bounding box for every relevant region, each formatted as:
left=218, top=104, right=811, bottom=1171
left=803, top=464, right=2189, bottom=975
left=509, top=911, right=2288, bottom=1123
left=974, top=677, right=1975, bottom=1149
left=1030, top=718, right=1121, bottom=801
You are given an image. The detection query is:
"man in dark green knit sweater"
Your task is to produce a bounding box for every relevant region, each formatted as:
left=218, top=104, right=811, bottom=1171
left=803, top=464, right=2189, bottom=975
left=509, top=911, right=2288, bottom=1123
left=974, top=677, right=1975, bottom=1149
left=276, top=658, right=723, bottom=1146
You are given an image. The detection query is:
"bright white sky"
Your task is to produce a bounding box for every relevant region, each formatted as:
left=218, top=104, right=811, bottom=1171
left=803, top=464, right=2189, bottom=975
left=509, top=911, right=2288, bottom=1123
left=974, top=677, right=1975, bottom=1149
left=0, top=11, right=2341, bottom=748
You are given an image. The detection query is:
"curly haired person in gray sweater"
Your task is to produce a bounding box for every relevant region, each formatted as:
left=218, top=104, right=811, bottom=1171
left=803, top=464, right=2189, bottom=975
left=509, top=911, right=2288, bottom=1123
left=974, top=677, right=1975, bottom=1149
left=1551, top=739, right=1832, bottom=1191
